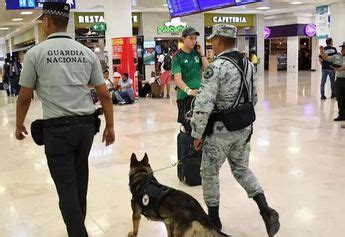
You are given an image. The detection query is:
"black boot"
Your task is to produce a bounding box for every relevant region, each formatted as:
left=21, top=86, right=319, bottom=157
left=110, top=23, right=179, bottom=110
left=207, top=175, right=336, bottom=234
left=208, top=206, right=222, bottom=230
left=254, top=193, right=280, bottom=237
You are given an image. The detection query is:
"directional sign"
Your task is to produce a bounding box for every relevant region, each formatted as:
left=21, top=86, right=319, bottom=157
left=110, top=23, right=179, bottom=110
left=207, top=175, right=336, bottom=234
left=91, top=23, right=107, bottom=32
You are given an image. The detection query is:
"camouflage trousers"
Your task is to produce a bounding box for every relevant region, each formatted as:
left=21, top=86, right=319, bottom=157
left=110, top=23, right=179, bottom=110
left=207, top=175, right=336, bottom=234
left=200, top=124, right=263, bottom=207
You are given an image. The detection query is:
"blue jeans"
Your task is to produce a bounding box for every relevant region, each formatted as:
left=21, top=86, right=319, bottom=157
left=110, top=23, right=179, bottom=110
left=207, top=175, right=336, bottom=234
left=114, top=89, right=135, bottom=103
left=321, top=69, right=336, bottom=96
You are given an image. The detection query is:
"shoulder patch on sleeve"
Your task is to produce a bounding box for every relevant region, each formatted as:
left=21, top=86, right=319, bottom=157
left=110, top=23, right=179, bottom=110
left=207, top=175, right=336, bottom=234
left=204, top=66, right=214, bottom=79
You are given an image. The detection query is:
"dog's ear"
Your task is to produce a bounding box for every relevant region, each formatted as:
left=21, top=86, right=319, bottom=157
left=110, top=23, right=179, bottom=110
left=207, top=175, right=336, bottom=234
left=130, top=153, right=138, bottom=166
left=141, top=153, right=149, bottom=166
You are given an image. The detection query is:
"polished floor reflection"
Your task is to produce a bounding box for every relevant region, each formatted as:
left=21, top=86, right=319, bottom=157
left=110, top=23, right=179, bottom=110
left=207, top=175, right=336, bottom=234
left=0, top=71, right=344, bottom=237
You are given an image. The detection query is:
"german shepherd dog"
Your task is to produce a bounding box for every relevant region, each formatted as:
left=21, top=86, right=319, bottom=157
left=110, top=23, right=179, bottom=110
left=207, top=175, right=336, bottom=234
left=128, top=153, right=229, bottom=237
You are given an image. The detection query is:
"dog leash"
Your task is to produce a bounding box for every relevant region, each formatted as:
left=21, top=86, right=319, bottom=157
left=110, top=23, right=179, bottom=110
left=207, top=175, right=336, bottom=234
left=149, top=155, right=201, bottom=174
left=149, top=160, right=182, bottom=174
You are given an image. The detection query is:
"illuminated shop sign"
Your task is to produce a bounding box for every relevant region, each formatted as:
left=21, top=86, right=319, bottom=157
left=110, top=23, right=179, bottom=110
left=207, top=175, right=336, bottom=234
left=264, top=27, right=271, bottom=39
left=157, top=18, right=188, bottom=35
left=213, top=16, right=247, bottom=24
left=205, top=14, right=255, bottom=27
left=304, top=24, right=316, bottom=37
left=78, top=15, right=105, bottom=24
left=75, top=12, right=141, bottom=28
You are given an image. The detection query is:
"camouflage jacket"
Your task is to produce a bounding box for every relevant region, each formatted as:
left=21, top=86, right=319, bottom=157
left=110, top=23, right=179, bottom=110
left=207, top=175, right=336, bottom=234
left=190, top=49, right=258, bottom=140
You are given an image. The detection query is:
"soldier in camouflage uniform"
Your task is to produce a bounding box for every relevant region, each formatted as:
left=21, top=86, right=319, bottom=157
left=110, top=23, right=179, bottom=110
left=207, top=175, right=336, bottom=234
left=190, top=24, right=280, bottom=237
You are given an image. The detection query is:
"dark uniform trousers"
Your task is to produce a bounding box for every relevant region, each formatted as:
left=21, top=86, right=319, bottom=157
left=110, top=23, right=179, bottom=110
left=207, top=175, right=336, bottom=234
left=44, top=123, right=95, bottom=237
left=336, top=77, right=345, bottom=118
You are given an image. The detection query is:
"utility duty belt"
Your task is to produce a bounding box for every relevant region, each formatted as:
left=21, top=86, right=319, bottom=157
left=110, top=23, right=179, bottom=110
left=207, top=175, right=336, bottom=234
left=31, top=108, right=103, bottom=146
left=204, top=51, right=256, bottom=137
left=204, top=102, right=255, bottom=136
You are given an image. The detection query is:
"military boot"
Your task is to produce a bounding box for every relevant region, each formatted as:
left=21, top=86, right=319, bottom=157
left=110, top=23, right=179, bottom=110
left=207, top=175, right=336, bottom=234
left=208, top=206, right=222, bottom=230
left=254, top=193, right=280, bottom=237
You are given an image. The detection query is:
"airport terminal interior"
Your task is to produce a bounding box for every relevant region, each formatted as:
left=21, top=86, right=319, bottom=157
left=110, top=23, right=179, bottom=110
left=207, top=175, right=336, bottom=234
left=1, top=0, right=345, bottom=237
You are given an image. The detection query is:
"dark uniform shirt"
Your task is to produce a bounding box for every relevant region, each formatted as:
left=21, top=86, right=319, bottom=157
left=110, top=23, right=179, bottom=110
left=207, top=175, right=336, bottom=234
left=319, top=46, right=338, bottom=70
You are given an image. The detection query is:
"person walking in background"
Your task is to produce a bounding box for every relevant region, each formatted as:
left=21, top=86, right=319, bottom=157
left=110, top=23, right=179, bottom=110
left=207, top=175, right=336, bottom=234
left=8, top=56, right=22, bottom=96
left=2, top=59, right=11, bottom=96
left=319, top=37, right=337, bottom=100
left=320, top=42, right=345, bottom=121
left=157, top=47, right=172, bottom=98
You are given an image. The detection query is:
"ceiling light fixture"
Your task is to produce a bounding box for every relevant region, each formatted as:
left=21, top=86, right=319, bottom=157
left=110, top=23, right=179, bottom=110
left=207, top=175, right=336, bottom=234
left=256, top=6, right=271, bottom=10
left=20, top=11, right=33, bottom=15
left=12, top=18, right=23, bottom=21
left=0, top=27, right=10, bottom=30
left=290, top=1, right=303, bottom=5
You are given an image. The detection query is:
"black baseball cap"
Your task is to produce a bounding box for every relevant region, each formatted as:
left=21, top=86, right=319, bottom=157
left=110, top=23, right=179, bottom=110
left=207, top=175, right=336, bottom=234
left=37, top=2, right=70, bottom=20
left=182, top=27, right=200, bottom=38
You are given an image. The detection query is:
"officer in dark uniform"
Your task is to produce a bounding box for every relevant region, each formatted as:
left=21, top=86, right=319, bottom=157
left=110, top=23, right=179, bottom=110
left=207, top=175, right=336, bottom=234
left=15, top=2, right=115, bottom=237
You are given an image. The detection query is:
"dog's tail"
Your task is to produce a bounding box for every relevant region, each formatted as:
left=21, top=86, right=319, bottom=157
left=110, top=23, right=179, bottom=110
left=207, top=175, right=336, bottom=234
left=211, top=228, right=231, bottom=237
left=189, top=221, right=231, bottom=237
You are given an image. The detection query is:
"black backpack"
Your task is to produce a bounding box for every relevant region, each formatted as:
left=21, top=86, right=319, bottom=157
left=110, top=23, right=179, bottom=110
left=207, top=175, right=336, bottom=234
left=163, top=54, right=172, bottom=71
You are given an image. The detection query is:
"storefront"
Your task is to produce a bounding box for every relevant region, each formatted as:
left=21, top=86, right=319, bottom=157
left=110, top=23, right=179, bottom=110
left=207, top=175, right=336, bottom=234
left=204, top=13, right=257, bottom=61
left=264, top=24, right=317, bottom=71
left=74, top=12, right=143, bottom=71
left=140, top=12, right=191, bottom=79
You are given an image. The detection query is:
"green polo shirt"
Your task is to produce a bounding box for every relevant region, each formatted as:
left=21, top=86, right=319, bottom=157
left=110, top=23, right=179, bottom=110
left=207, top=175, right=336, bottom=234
left=19, top=32, right=105, bottom=119
left=172, top=49, right=202, bottom=100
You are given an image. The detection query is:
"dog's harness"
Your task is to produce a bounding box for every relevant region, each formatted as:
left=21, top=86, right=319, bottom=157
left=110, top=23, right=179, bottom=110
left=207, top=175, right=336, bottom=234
left=131, top=172, right=173, bottom=219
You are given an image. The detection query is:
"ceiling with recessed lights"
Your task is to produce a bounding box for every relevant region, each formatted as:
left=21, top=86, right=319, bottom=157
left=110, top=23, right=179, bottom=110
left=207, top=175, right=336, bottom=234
left=0, top=0, right=342, bottom=38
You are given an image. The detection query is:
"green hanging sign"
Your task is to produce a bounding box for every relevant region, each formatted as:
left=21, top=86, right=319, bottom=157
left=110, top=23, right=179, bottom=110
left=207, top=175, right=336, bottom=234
left=91, top=22, right=107, bottom=32
left=157, top=25, right=187, bottom=35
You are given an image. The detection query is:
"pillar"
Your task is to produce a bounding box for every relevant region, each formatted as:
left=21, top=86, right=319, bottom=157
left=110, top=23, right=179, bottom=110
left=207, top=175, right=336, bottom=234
left=104, top=0, right=132, bottom=77
left=287, top=36, right=299, bottom=72
left=255, top=14, right=265, bottom=73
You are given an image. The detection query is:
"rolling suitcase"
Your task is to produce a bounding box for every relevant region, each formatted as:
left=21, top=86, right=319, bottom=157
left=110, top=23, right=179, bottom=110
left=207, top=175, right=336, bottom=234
left=151, top=81, right=161, bottom=98
left=177, top=132, right=202, bottom=186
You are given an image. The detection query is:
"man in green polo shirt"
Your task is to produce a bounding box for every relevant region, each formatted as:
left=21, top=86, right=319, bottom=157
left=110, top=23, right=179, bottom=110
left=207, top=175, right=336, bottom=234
left=172, top=27, right=209, bottom=130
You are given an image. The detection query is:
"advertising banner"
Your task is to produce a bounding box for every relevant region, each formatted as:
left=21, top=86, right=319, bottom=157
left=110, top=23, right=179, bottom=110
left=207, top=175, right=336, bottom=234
left=316, top=5, right=329, bottom=39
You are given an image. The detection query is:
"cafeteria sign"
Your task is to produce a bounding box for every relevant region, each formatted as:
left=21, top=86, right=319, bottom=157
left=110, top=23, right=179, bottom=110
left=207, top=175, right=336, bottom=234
left=157, top=18, right=188, bottom=35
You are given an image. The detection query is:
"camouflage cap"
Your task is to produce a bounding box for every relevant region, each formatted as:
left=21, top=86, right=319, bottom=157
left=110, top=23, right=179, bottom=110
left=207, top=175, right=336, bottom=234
left=207, top=24, right=237, bottom=40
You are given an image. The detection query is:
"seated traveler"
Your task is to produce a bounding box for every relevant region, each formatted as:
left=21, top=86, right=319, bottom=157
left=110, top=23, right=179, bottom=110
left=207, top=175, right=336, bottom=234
left=114, top=73, right=135, bottom=105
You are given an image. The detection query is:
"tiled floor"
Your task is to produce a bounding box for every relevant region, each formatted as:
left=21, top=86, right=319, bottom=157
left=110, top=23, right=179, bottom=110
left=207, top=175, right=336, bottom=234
left=0, top=70, right=344, bottom=237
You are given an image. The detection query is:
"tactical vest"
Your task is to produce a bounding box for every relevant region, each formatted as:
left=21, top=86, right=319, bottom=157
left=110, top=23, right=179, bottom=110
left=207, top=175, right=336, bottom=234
left=204, top=51, right=256, bottom=136
left=133, top=180, right=173, bottom=219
